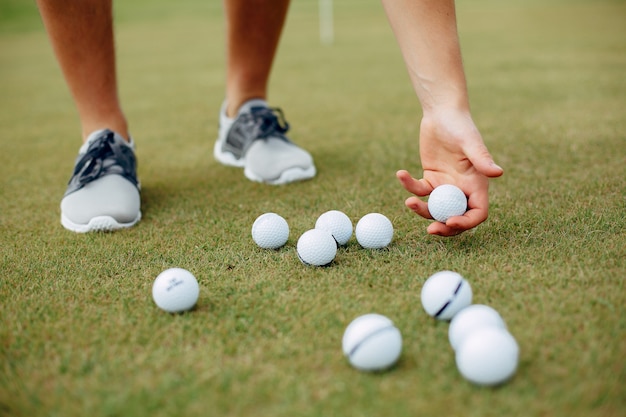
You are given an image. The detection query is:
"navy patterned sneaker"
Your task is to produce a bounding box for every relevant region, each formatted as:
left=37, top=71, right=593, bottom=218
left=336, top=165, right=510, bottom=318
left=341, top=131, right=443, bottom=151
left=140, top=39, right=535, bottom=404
left=60, top=129, right=141, bottom=233
left=213, top=99, right=316, bottom=185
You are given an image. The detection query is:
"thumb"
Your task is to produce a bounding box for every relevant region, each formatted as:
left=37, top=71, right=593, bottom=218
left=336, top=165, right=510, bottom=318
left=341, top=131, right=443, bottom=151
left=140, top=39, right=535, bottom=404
left=464, top=142, right=504, bottom=178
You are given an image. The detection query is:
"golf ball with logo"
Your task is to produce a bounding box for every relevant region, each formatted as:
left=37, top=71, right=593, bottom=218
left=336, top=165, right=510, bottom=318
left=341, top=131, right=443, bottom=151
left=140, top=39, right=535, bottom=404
left=428, top=184, right=467, bottom=223
left=315, top=210, right=353, bottom=246
left=420, top=270, right=472, bottom=320
left=297, top=229, right=337, bottom=266
left=251, top=213, right=289, bottom=249
left=152, top=268, right=199, bottom=313
left=342, top=313, right=403, bottom=372
left=355, top=213, right=393, bottom=249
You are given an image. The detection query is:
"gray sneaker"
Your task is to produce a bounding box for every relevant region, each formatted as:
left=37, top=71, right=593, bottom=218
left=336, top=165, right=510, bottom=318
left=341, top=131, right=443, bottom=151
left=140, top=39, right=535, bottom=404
left=213, top=99, right=316, bottom=184
left=60, top=129, right=141, bottom=233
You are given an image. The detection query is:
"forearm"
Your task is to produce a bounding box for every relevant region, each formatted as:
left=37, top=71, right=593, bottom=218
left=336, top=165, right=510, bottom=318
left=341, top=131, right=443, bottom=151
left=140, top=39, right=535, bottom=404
left=381, top=0, right=469, bottom=114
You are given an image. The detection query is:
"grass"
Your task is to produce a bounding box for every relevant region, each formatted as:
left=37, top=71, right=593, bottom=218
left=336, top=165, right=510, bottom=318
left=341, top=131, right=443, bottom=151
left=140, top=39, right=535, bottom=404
left=1, top=0, right=625, bottom=416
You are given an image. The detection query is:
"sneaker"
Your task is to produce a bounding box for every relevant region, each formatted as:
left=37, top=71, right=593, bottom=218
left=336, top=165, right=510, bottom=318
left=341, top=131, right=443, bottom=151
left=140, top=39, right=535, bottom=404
left=213, top=99, right=316, bottom=184
left=60, top=129, right=141, bottom=233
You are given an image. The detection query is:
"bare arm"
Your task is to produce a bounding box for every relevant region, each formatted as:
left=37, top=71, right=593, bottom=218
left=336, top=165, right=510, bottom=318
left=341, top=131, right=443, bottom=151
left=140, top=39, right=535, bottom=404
left=382, top=0, right=503, bottom=236
left=382, top=0, right=469, bottom=112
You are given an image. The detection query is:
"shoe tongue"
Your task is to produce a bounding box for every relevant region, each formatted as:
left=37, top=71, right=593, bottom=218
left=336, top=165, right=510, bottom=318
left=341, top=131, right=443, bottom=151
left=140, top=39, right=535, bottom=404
left=79, top=129, right=131, bottom=154
left=238, top=99, right=268, bottom=115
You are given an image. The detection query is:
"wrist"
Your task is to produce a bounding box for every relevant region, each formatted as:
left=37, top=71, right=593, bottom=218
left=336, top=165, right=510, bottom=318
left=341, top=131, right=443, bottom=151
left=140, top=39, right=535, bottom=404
left=419, top=105, right=480, bottom=145
left=421, top=100, right=472, bottom=123
left=418, top=85, right=471, bottom=117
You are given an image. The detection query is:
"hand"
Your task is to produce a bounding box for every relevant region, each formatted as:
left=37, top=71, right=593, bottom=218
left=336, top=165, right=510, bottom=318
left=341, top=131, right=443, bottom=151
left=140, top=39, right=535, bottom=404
left=397, top=109, right=503, bottom=236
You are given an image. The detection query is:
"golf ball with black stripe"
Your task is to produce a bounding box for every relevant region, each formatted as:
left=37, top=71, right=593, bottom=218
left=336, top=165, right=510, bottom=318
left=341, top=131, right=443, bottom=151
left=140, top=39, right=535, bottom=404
left=342, top=314, right=402, bottom=371
left=420, top=270, right=473, bottom=320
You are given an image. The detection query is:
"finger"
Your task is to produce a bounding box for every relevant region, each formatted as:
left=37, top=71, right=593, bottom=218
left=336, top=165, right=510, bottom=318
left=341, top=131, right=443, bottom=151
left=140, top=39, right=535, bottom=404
left=428, top=212, right=483, bottom=236
left=445, top=188, right=489, bottom=230
left=396, top=170, right=433, bottom=197
left=445, top=207, right=488, bottom=231
left=427, top=221, right=464, bottom=237
left=405, top=196, right=432, bottom=219
left=463, top=143, right=504, bottom=178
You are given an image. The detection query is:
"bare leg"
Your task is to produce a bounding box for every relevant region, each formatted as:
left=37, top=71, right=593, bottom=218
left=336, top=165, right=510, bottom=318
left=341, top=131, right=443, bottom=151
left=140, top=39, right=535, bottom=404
left=37, top=0, right=129, bottom=142
left=223, top=0, right=290, bottom=117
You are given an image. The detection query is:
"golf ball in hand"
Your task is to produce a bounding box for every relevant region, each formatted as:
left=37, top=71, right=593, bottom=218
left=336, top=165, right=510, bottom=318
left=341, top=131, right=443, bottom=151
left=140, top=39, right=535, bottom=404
left=448, top=304, right=507, bottom=351
left=420, top=270, right=472, bottom=320
left=251, top=213, right=289, bottom=249
left=297, top=229, right=337, bottom=266
left=152, top=268, right=199, bottom=313
left=428, top=184, right=467, bottom=223
left=355, top=213, right=393, bottom=249
left=315, top=210, right=353, bottom=246
left=342, top=313, right=403, bottom=372
left=455, top=327, right=519, bottom=386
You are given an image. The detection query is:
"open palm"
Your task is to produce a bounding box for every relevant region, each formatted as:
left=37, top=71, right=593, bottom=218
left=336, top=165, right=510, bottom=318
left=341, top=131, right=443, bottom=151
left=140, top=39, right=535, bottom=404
left=397, top=109, right=503, bottom=236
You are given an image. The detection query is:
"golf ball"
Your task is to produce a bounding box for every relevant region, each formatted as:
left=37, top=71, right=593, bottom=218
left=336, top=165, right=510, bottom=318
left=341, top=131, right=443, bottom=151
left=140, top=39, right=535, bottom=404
left=152, top=268, right=199, bottom=313
left=342, top=313, right=403, bottom=372
left=355, top=213, right=393, bottom=249
left=315, top=210, right=353, bottom=246
left=297, top=228, right=337, bottom=266
left=455, top=327, right=519, bottom=386
left=449, top=304, right=507, bottom=351
left=420, top=271, right=472, bottom=320
left=428, top=184, right=467, bottom=223
left=251, top=213, right=289, bottom=249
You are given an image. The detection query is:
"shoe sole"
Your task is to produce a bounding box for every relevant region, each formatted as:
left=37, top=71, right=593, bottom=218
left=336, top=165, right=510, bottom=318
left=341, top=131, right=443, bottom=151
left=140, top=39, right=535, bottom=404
left=61, top=212, right=141, bottom=233
left=244, top=165, right=317, bottom=185
left=213, top=140, right=245, bottom=168
left=215, top=139, right=316, bottom=185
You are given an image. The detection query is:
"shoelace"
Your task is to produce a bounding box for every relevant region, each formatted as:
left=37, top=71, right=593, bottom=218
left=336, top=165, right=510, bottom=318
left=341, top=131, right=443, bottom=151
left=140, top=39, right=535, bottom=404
left=71, top=131, right=138, bottom=188
left=241, top=107, right=291, bottom=141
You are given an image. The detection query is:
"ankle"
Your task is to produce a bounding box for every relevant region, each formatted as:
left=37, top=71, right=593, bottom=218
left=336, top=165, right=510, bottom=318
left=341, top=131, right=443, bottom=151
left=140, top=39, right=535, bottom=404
left=81, top=119, right=129, bottom=143
left=225, top=94, right=267, bottom=118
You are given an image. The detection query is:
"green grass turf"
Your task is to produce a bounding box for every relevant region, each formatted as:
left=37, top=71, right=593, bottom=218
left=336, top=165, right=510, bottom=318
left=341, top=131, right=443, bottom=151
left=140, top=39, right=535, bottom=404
left=1, top=0, right=625, bottom=416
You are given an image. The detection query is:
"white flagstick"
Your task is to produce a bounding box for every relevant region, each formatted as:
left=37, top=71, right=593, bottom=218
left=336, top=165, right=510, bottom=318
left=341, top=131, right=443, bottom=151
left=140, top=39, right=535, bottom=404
left=319, top=0, right=334, bottom=44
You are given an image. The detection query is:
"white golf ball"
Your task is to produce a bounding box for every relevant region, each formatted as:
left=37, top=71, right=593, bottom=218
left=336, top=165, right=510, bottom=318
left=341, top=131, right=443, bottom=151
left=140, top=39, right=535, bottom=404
left=342, top=313, right=403, bottom=372
left=251, top=213, right=289, bottom=249
left=428, top=184, right=467, bottom=223
left=449, top=304, right=507, bottom=351
left=297, top=229, right=337, bottom=266
left=456, top=327, right=519, bottom=386
left=152, top=268, right=199, bottom=313
left=420, top=271, right=472, bottom=320
left=315, top=210, right=353, bottom=246
left=355, top=213, right=393, bottom=249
